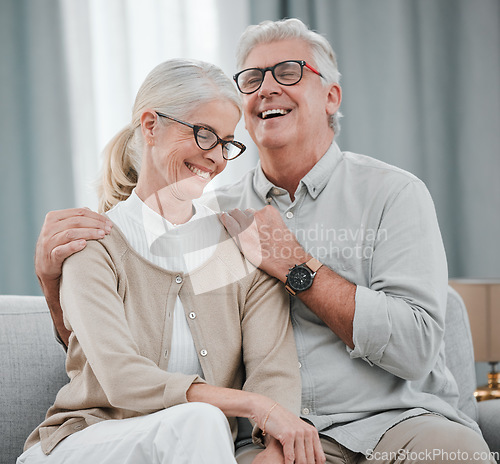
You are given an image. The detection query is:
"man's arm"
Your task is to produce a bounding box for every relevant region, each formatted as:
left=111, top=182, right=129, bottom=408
left=35, top=208, right=112, bottom=346
left=220, top=206, right=356, bottom=348
left=220, top=180, right=448, bottom=380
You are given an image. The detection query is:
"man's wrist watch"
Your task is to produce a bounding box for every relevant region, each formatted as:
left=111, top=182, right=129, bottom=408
left=284, top=257, right=323, bottom=296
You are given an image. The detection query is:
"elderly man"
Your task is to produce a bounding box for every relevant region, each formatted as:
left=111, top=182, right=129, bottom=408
left=35, top=18, right=493, bottom=464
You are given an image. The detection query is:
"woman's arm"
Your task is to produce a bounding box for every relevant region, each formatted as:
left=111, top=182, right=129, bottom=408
left=61, top=233, right=323, bottom=462
left=60, top=237, right=205, bottom=413
left=187, top=383, right=324, bottom=464
left=35, top=207, right=112, bottom=346
left=238, top=269, right=325, bottom=463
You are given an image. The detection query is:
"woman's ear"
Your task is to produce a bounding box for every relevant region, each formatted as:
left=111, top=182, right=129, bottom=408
left=141, top=110, right=158, bottom=144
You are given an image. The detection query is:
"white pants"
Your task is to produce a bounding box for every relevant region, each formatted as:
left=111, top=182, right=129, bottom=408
left=17, top=403, right=237, bottom=464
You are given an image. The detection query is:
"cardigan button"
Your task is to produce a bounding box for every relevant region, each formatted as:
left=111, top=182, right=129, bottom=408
left=200, top=349, right=208, bottom=357
left=175, top=275, right=183, bottom=284
left=189, top=312, right=196, bottom=319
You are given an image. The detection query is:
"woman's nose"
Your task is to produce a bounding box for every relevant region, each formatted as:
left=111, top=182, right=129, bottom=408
left=203, top=143, right=226, bottom=164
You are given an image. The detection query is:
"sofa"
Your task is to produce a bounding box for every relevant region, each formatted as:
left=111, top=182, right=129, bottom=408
left=1, top=289, right=499, bottom=464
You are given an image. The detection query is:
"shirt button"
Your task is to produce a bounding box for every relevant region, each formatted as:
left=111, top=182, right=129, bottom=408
left=189, top=312, right=196, bottom=319
left=298, top=362, right=302, bottom=369
left=175, top=275, right=183, bottom=284
left=302, top=408, right=310, bottom=415
left=285, top=211, right=294, bottom=219
left=200, top=349, right=208, bottom=357
left=271, top=187, right=282, bottom=195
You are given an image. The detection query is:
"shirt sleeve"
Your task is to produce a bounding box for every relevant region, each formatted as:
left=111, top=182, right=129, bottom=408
left=60, top=239, right=205, bottom=414
left=348, top=180, right=448, bottom=380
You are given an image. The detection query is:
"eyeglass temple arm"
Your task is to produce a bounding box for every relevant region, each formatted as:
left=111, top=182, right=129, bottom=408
left=304, top=62, right=323, bottom=77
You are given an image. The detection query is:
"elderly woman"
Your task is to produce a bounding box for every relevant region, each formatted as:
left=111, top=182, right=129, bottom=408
left=17, top=59, right=325, bottom=464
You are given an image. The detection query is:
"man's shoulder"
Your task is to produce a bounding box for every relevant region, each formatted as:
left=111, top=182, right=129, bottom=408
left=343, top=151, right=420, bottom=183
left=339, top=150, right=426, bottom=198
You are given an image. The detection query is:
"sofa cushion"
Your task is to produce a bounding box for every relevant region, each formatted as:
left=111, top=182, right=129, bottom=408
left=477, top=399, right=500, bottom=458
left=0, top=295, right=68, bottom=464
left=444, top=286, right=478, bottom=422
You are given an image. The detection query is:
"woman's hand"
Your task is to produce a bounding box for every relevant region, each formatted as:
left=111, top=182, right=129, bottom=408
left=251, top=437, right=285, bottom=463
left=186, top=384, right=325, bottom=463
left=254, top=401, right=326, bottom=464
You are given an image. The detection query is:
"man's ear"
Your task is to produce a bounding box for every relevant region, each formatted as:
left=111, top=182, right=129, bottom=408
left=326, top=83, right=342, bottom=117
left=140, top=110, right=158, bottom=140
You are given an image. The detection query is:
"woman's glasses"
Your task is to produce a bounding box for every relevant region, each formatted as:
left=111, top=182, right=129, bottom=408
left=155, top=112, right=246, bottom=160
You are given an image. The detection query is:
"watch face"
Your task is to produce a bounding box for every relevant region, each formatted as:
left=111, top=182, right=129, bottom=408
left=288, top=266, right=313, bottom=291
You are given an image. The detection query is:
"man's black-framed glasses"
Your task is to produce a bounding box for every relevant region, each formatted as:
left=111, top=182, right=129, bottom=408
left=155, top=112, right=246, bottom=160
left=233, top=60, right=323, bottom=95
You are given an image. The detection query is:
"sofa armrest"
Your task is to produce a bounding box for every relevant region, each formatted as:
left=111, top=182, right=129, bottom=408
left=477, top=399, right=500, bottom=462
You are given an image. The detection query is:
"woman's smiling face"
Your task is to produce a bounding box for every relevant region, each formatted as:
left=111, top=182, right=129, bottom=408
left=143, top=99, right=241, bottom=202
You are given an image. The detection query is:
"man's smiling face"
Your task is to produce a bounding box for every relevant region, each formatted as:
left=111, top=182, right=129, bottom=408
left=240, top=38, right=335, bottom=153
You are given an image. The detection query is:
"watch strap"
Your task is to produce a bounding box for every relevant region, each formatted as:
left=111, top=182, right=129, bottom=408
left=284, top=283, right=297, bottom=296
left=304, top=257, right=323, bottom=273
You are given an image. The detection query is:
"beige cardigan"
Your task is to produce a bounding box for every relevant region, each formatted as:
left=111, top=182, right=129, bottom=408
left=26, top=226, right=300, bottom=454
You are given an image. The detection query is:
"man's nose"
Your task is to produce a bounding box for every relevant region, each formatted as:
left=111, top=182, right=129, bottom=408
left=258, top=70, right=281, bottom=97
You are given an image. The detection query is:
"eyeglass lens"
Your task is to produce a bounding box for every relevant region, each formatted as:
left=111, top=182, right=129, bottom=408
left=155, top=112, right=245, bottom=160
left=237, top=61, right=303, bottom=94
left=195, top=127, right=242, bottom=160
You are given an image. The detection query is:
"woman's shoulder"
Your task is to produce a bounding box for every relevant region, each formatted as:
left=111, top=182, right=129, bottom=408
left=63, top=224, right=130, bottom=269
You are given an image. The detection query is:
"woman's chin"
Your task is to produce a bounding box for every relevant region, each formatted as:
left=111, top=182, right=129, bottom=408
left=182, top=181, right=211, bottom=201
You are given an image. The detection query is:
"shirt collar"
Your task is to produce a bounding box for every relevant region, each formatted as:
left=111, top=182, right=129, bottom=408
left=253, top=160, right=278, bottom=204
left=300, top=142, right=343, bottom=199
left=123, top=190, right=212, bottom=251
left=253, top=142, right=343, bottom=201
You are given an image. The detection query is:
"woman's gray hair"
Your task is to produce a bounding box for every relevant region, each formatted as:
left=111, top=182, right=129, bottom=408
left=98, top=59, right=242, bottom=212
left=236, top=18, right=342, bottom=136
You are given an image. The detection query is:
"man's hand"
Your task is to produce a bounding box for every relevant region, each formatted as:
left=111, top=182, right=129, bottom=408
left=35, top=208, right=112, bottom=284
left=221, top=205, right=356, bottom=348
left=35, top=208, right=112, bottom=346
left=220, top=205, right=309, bottom=282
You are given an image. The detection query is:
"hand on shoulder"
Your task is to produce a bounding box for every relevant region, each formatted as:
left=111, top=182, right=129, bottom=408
left=35, top=207, right=112, bottom=284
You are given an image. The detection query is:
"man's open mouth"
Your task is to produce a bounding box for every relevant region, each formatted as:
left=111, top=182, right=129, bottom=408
left=259, top=109, right=291, bottom=119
